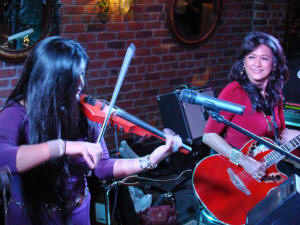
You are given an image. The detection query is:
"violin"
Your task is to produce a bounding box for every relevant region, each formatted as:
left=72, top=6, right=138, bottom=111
left=80, top=94, right=192, bottom=154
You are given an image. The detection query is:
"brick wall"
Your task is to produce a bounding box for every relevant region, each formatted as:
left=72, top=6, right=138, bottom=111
left=0, top=0, right=288, bottom=147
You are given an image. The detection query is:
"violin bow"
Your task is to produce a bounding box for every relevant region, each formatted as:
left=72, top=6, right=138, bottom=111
left=96, top=43, right=136, bottom=144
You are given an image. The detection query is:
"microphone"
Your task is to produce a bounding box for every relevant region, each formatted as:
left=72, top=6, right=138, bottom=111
left=180, top=89, right=245, bottom=115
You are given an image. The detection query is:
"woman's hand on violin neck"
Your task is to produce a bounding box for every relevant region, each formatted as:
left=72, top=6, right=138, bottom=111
left=150, top=128, right=183, bottom=165
left=163, top=128, right=183, bottom=153
left=65, top=141, right=103, bottom=169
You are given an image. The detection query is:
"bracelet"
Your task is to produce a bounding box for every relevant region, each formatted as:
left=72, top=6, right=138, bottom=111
left=230, top=149, right=242, bottom=165
left=139, top=155, right=157, bottom=170
left=47, top=139, right=66, bottom=158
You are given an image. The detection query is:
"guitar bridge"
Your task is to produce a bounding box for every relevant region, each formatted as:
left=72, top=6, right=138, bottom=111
left=227, top=168, right=251, bottom=195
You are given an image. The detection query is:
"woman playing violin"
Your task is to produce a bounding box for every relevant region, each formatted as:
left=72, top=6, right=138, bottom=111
left=0, top=36, right=183, bottom=225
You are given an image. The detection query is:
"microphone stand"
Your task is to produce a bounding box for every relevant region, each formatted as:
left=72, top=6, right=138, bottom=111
left=206, top=107, right=300, bottom=163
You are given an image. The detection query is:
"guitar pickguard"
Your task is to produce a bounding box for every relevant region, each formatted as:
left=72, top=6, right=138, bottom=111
left=261, top=172, right=283, bottom=183
left=247, top=142, right=269, bottom=158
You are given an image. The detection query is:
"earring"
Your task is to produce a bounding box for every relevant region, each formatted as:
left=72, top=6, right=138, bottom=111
left=240, top=64, right=245, bottom=76
left=273, top=64, right=276, bottom=72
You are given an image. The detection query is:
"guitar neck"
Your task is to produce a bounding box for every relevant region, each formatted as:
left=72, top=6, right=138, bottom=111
left=265, top=135, right=300, bottom=168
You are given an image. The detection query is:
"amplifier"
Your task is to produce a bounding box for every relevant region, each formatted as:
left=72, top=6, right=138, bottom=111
left=157, top=87, right=214, bottom=144
left=284, top=103, right=300, bottom=129
left=246, top=174, right=300, bottom=225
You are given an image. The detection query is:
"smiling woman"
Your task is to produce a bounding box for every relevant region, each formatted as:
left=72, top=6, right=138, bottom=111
left=243, top=44, right=274, bottom=91
left=0, top=0, right=60, bottom=62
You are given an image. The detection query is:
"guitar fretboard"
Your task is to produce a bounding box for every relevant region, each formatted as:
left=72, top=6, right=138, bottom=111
left=264, top=135, right=300, bottom=167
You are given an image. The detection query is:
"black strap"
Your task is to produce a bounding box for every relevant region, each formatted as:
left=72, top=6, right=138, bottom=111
left=271, top=108, right=281, bottom=145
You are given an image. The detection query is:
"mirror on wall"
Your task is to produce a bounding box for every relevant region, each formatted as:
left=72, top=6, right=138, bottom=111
left=0, top=0, right=60, bottom=62
left=167, top=0, right=221, bottom=45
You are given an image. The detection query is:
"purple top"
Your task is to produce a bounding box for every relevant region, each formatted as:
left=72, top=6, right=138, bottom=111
left=0, top=102, right=116, bottom=224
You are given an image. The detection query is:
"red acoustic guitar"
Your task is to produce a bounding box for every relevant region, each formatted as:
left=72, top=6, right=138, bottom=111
left=193, top=135, right=300, bottom=225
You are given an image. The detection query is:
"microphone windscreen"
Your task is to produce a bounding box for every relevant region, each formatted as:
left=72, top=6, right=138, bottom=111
left=180, top=89, right=196, bottom=104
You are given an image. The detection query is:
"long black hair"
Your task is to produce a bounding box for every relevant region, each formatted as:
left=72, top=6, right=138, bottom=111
left=228, top=31, right=289, bottom=113
left=6, top=36, right=92, bottom=224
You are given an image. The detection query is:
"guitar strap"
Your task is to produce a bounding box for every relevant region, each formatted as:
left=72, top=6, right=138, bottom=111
left=271, top=108, right=281, bottom=145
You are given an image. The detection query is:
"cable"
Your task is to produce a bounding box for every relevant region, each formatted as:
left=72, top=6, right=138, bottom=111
left=137, top=169, right=192, bottom=182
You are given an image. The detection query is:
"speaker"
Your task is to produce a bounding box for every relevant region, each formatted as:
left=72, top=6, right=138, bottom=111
left=157, top=87, right=214, bottom=144
left=246, top=174, right=300, bottom=225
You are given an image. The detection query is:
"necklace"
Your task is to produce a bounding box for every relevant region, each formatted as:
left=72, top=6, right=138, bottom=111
left=262, top=112, right=272, bottom=132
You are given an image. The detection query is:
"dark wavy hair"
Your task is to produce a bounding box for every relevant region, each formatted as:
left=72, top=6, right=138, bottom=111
left=228, top=31, right=289, bottom=113
left=6, top=36, right=93, bottom=224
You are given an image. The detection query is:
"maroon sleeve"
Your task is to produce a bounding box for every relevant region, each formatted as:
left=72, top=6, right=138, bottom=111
left=278, top=101, right=286, bottom=131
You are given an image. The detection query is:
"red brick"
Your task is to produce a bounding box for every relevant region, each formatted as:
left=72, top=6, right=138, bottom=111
left=89, top=60, right=105, bottom=69
left=107, top=23, right=126, bottom=31
left=0, top=69, right=17, bottom=78
left=87, top=23, right=105, bottom=32
left=144, top=56, right=160, bottom=64
left=145, top=22, right=162, bottom=29
left=0, top=80, right=8, bottom=87
left=128, top=22, right=144, bottom=30
left=64, top=5, right=85, bottom=15
left=61, top=15, right=71, bottom=24
left=0, top=89, right=13, bottom=98
left=78, top=33, right=97, bottom=42
left=64, top=24, right=86, bottom=33
left=151, top=80, right=168, bottom=87
left=136, top=31, right=153, bottom=39
left=107, top=59, right=123, bottom=67
left=107, top=41, right=125, bottom=49
left=124, top=91, right=142, bottom=99
left=87, top=78, right=107, bottom=87
left=117, top=32, right=135, bottom=40
left=134, top=82, right=151, bottom=90
left=11, top=78, right=19, bottom=86
left=97, top=33, right=116, bottom=41
left=86, top=42, right=105, bottom=50
left=134, top=99, right=150, bottom=107
left=97, top=51, right=115, bottom=59
left=136, top=49, right=151, bottom=57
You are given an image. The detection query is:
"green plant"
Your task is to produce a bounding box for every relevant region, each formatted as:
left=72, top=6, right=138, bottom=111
left=96, top=0, right=110, bottom=23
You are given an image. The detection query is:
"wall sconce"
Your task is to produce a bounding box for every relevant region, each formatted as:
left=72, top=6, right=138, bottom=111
left=110, top=0, right=132, bottom=15
left=96, top=0, right=132, bottom=23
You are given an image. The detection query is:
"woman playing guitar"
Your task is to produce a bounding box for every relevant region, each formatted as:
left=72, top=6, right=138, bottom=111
left=194, top=31, right=300, bottom=225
